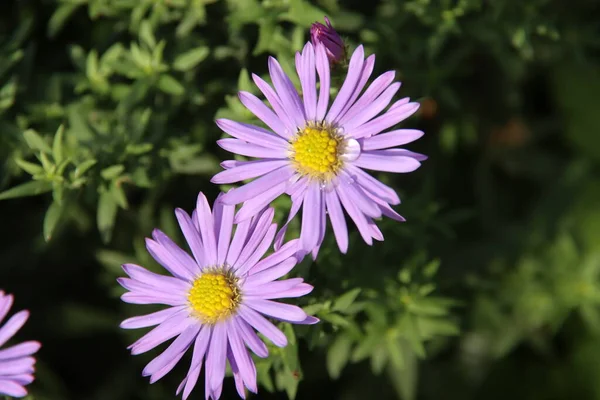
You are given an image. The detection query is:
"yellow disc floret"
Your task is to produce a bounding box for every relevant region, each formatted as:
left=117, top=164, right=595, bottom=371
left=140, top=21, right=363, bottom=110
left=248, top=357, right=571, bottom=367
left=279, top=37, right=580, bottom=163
left=188, top=270, right=241, bottom=324
left=291, top=124, right=342, bottom=180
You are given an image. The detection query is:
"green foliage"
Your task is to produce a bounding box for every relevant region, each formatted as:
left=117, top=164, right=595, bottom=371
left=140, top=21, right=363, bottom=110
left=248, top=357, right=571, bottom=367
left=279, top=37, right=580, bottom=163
left=0, top=0, right=599, bottom=399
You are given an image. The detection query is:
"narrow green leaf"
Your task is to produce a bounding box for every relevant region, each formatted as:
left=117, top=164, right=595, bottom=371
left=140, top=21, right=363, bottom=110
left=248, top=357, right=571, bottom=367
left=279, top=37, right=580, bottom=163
left=332, top=288, right=361, bottom=312
left=386, top=334, right=405, bottom=369
left=97, top=190, right=118, bottom=243
left=237, top=68, right=254, bottom=93
left=157, top=74, right=185, bottom=95
left=52, top=125, right=65, bottom=163
left=14, top=158, right=43, bottom=175
left=139, top=20, right=156, bottom=49
left=74, top=159, right=97, bottom=178
left=101, top=165, right=125, bottom=180
left=23, top=130, right=52, bottom=153
left=326, top=335, right=352, bottom=379
left=0, top=180, right=53, bottom=200
left=43, top=200, right=63, bottom=241
left=387, top=343, right=418, bottom=400
left=48, top=3, right=80, bottom=38
left=172, top=47, right=209, bottom=71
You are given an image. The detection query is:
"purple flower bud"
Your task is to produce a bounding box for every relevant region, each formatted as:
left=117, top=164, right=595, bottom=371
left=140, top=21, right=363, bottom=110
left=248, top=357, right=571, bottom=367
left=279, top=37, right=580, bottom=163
left=310, top=17, right=345, bottom=64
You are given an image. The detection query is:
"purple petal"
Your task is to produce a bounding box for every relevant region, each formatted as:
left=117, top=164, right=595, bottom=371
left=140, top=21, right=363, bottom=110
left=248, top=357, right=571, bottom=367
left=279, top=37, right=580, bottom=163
left=238, top=91, right=287, bottom=137
left=214, top=200, right=235, bottom=266
left=375, top=148, right=428, bottom=161
left=245, top=299, right=307, bottom=322
left=120, top=291, right=185, bottom=306
left=244, top=278, right=306, bottom=297
left=342, top=82, right=401, bottom=132
left=143, top=324, right=200, bottom=380
left=180, top=326, right=212, bottom=400
left=235, top=318, right=268, bottom=358
left=351, top=102, right=420, bottom=139
left=206, top=323, right=228, bottom=393
left=122, top=264, right=190, bottom=292
left=344, top=164, right=400, bottom=205
left=0, top=311, right=28, bottom=348
left=227, top=322, right=257, bottom=393
left=0, top=342, right=40, bottom=361
left=252, top=74, right=295, bottom=137
left=335, top=55, right=376, bottom=124
left=220, top=166, right=294, bottom=206
left=0, top=294, right=14, bottom=325
left=225, top=218, right=251, bottom=268
left=0, top=380, right=27, bottom=397
left=251, top=239, right=301, bottom=274
left=341, top=179, right=382, bottom=218
left=268, top=57, right=305, bottom=128
left=195, top=193, right=218, bottom=266
left=174, top=209, right=206, bottom=267
left=227, top=346, right=247, bottom=399
left=338, top=70, right=396, bottom=125
left=274, top=195, right=303, bottom=250
left=300, top=184, right=323, bottom=252
left=212, top=159, right=289, bottom=185
left=216, top=119, right=288, bottom=149
left=117, top=277, right=187, bottom=302
left=120, top=307, right=184, bottom=329
left=146, top=231, right=197, bottom=280
left=234, top=180, right=289, bottom=222
left=0, top=357, right=35, bottom=375
left=217, top=138, right=286, bottom=159
left=235, top=224, right=277, bottom=276
left=326, top=45, right=365, bottom=123
left=243, top=258, right=297, bottom=288
left=238, top=305, right=287, bottom=347
left=129, top=311, right=193, bottom=355
left=233, top=209, right=275, bottom=270
left=315, top=43, right=330, bottom=121
left=325, top=189, right=348, bottom=253
left=335, top=184, right=373, bottom=245
left=297, top=42, right=317, bottom=121
left=353, top=151, right=422, bottom=173
left=362, top=129, right=424, bottom=150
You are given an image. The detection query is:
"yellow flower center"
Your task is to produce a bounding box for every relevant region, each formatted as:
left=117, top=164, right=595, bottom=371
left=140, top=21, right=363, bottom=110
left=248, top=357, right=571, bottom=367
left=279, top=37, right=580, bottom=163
left=291, top=124, right=342, bottom=180
left=188, top=270, right=241, bottom=324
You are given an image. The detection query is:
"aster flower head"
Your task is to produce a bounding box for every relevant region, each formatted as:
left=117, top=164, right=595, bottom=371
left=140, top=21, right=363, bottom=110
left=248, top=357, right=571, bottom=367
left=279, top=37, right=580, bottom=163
left=310, top=17, right=345, bottom=64
left=212, top=42, right=426, bottom=256
left=119, top=192, right=316, bottom=400
left=0, top=291, right=41, bottom=398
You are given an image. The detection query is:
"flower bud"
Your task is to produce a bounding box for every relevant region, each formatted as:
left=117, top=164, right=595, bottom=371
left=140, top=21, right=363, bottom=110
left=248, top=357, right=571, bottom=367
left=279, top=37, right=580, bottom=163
left=310, top=17, right=346, bottom=64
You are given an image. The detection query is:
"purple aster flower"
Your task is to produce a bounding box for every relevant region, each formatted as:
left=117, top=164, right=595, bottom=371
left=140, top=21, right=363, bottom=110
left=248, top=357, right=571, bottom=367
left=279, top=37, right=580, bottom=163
left=310, top=17, right=345, bottom=64
left=119, top=192, right=316, bottom=400
left=212, top=42, right=426, bottom=256
left=0, top=291, right=41, bottom=398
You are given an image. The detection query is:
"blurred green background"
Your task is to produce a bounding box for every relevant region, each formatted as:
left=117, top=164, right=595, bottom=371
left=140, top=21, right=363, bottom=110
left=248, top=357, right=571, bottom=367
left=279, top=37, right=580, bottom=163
left=1, top=0, right=600, bottom=399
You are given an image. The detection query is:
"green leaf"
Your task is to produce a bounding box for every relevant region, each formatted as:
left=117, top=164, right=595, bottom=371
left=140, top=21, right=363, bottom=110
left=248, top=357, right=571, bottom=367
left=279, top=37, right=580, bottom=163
left=387, top=342, right=418, bottom=400
left=237, top=68, right=254, bottom=93
left=332, top=288, right=361, bottom=312
left=48, top=3, right=81, bottom=38
left=139, top=20, right=156, bottom=49
left=0, top=180, right=53, bottom=200
left=43, top=200, right=63, bottom=241
left=23, top=130, right=52, bottom=153
left=97, top=190, right=118, bottom=243
left=172, top=47, right=209, bottom=71
left=74, top=159, right=97, bottom=178
left=15, top=158, right=43, bottom=175
left=157, top=74, right=185, bottom=95
left=399, top=314, right=426, bottom=358
left=326, top=335, right=352, bottom=379
left=371, top=343, right=389, bottom=375
left=386, top=334, right=405, bottom=369
left=101, top=165, right=125, bottom=180
left=52, top=125, right=65, bottom=163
